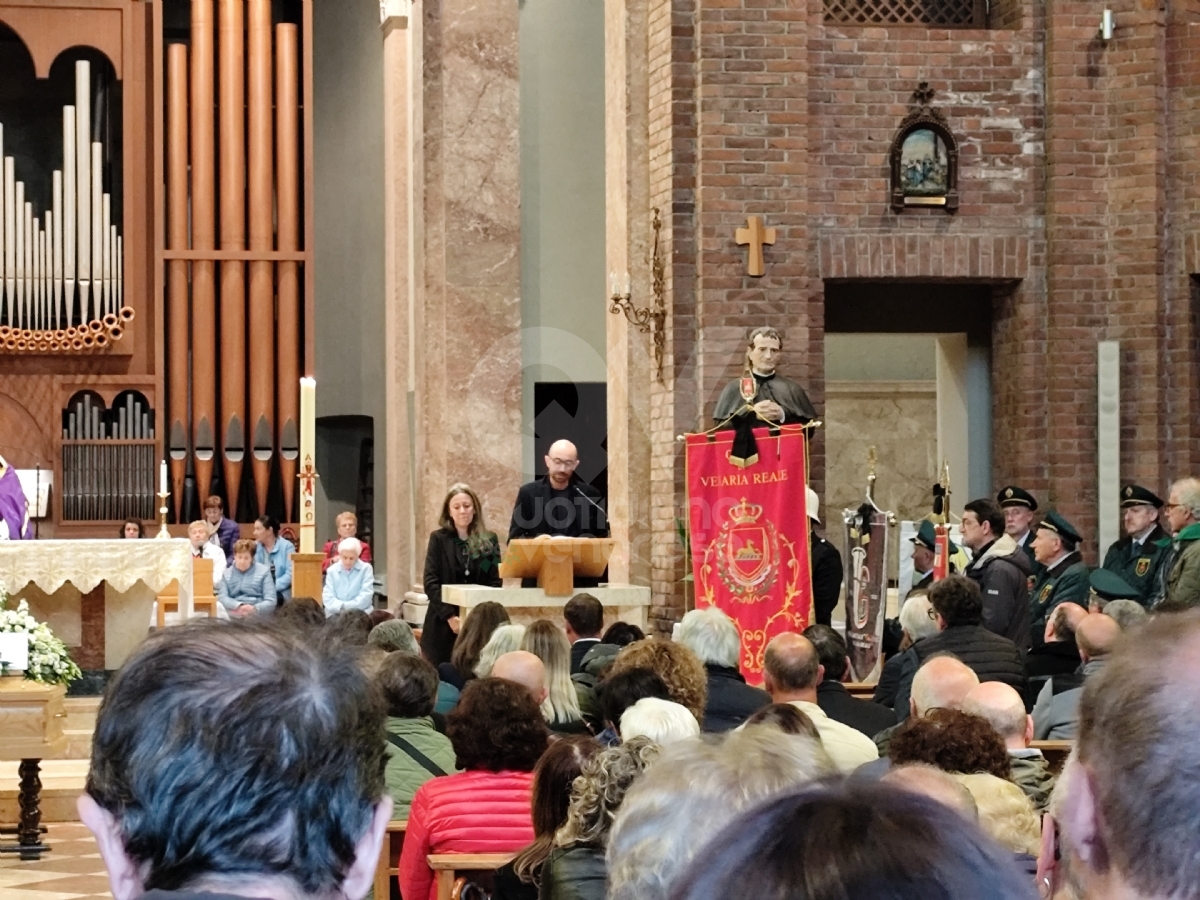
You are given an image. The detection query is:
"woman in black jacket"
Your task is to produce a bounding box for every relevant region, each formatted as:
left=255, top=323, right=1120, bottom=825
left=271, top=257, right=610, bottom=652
left=420, top=483, right=503, bottom=666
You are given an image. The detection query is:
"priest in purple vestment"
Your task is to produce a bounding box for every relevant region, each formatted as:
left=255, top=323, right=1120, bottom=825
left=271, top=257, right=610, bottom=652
left=0, top=456, right=33, bottom=540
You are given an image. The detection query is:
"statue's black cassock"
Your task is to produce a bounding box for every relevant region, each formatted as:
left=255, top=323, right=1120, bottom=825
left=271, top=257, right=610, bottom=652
left=713, top=371, right=818, bottom=426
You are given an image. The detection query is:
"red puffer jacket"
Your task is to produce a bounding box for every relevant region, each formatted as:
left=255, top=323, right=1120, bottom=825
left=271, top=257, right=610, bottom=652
left=398, top=769, right=535, bottom=900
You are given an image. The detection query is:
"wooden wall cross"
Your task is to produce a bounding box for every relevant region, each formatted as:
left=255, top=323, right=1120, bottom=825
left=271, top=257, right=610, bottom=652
left=735, top=216, right=776, bottom=277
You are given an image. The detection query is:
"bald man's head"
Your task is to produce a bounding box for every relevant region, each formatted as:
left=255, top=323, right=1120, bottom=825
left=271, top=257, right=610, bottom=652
left=910, top=655, right=980, bottom=718
left=491, top=651, right=548, bottom=706
left=1076, top=613, right=1121, bottom=662
left=962, top=681, right=1032, bottom=749
left=1047, top=602, right=1088, bottom=644
left=545, top=440, right=580, bottom=488
left=763, top=633, right=822, bottom=698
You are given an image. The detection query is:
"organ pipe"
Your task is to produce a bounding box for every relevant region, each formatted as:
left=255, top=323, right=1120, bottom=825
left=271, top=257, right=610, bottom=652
left=276, top=22, right=301, bottom=521
left=167, top=43, right=190, bottom=521
left=191, top=0, right=218, bottom=507
left=248, top=0, right=275, bottom=517
left=219, top=0, right=247, bottom=513
left=0, top=62, right=127, bottom=342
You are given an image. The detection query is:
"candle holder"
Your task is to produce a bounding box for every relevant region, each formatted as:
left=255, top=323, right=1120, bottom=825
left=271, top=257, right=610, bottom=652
left=155, top=491, right=171, bottom=539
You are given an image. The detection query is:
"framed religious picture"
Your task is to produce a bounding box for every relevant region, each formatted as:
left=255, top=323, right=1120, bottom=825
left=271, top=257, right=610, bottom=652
left=889, top=83, right=960, bottom=213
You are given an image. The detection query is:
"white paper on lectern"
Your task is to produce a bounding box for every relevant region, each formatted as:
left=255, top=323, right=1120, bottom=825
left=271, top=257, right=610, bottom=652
left=0, top=632, right=30, bottom=671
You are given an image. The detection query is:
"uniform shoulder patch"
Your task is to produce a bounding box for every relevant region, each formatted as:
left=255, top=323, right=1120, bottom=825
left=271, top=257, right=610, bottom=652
left=1136, top=558, right=1151, bottom=578
left=1039, top=584, right=1053, bottom=602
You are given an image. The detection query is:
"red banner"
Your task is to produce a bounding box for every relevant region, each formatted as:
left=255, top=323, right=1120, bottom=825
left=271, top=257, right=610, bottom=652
left=685, top=425, right=813, bottom=679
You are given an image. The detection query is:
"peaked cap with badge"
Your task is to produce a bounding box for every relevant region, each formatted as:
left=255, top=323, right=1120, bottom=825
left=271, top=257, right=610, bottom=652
left=1101, top=484, right=1168, bottom=606
left=1028, top=509, right=1090, bottom=647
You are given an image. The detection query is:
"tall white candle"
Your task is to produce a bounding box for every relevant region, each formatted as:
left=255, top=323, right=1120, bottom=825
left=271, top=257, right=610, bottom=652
left=299, top=377, right=317, bottom=553
left=160, top=459, right=168, bottom=495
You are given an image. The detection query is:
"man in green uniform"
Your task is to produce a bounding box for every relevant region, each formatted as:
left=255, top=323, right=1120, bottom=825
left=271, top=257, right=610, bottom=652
left=907, top=519, right=958, bottom=596
left=1029, top=510, right=1090, bottom=648
left=997, top=486, right=1041, bottom=576
left=1100, top=485, right=1167, bottom=607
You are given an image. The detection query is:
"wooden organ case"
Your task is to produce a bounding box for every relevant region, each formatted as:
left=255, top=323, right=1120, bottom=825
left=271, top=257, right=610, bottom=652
left=0, top=0, right=313, bottom=535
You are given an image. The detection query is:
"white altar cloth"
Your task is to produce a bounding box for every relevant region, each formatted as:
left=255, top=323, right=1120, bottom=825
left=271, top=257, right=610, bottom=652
left=0, top=539, right=193, bottom=669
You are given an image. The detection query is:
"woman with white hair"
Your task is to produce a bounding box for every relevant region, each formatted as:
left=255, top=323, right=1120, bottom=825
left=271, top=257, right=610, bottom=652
left=473, top=623, right=527, bottom=678
left=873, top=591, right=937, bottom=708
left=522, top=619, right=586, bottom=733
left=322, top=537, right=375, bottom=615
left=676, top=607, right=769, bottom=732
left=619, top=697, right=699, bottom=746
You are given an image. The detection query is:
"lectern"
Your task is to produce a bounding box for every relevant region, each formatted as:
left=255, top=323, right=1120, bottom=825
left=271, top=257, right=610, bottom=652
left=499, top=538, right=614, bottom=597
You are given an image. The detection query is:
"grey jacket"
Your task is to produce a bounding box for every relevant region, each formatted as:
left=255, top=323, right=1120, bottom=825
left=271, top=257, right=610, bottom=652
left=216, top=562, right=277, bottom=614
left=1032, top=658, right=1106, bottom=740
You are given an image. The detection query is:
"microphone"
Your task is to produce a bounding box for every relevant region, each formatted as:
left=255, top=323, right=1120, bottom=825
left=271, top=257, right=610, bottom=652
left=574, top=485, right=608, bottom=527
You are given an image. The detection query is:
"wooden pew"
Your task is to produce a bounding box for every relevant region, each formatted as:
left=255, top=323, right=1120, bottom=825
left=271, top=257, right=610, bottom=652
left=427, top=852, right=516, bottom=900
left=156, top=557, right=220, bottom=627
left=1030, top=739, right=1073, bottom=774
left=844, top=681, right=877, bottom=700
left=372, top=819, right=407, bottom=900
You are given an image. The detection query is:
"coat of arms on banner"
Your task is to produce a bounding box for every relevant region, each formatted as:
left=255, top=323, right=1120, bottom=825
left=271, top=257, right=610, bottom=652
left=687, top=426, right=813, bottom=677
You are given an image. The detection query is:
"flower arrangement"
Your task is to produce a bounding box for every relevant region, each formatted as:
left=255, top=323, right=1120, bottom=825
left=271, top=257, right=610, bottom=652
left=0, top=588, right=82, bottom=685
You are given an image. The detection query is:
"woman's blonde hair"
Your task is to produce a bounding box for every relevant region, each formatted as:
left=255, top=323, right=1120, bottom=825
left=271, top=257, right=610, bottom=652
left=522, top=619, right=582, bottom=725
left=557, top=736, right=660, bottom=847
left=954, top=772, right=1041, bottom=856
left=438, top=483, right=495, bottom=557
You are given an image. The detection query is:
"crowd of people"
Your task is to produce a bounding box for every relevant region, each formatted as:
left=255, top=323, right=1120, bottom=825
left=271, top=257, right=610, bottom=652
left=82, top=471, right=1200, bottom=900
left=80, top=555, right=1200, bottom=900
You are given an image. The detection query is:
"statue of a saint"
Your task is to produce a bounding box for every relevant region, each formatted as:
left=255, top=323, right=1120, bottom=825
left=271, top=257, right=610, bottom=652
left=713, top=327, right=818, bottom=427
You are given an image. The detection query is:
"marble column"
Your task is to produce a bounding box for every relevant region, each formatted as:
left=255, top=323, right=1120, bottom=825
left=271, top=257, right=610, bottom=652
left=382, top=0, right=421, bottom=602
left=605, top=0, right=653, bottom=586
left=419, top=0, right=522, bottom=543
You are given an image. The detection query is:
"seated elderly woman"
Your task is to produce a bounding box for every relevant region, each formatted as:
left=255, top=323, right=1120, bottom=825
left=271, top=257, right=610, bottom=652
left=474, top=623, right=528, bottom=679
left=540, top=737, right=661, bottom=900
left=216, top=539, right=276, bottom=617
left=378, top=654, right=459, bottom=818
left=322, top=537, right=375, bottom=615
left=619, top=698, right=699, bottom=746
left=399, top=677, right=548, bottom=900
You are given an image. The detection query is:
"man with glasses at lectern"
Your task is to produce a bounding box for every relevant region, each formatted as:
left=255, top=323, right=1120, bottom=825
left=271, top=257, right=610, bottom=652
left=509, top=439, right=609, bottom=587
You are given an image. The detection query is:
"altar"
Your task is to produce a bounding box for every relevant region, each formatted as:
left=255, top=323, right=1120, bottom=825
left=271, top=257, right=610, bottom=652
left=444, top=584, right=651, bottom=631
left=0, top=540, right=194, bottom=671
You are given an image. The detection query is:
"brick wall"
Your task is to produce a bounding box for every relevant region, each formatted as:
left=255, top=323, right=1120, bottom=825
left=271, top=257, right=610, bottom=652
left=645, top=0, right=1200, bottom=621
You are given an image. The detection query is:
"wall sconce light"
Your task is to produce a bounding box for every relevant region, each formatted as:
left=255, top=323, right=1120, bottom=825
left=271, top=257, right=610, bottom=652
left=607, top=209, right=667, bottom=382
left=1099, top=9, right=1113, bottom=41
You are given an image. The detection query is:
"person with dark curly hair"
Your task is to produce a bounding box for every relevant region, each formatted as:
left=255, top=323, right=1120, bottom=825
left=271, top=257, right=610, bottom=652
left=888, top=708, right=1013, bottom=780
left=399, top=678, right=548, bottom=900
left=606, top=638, right=707, bottom=722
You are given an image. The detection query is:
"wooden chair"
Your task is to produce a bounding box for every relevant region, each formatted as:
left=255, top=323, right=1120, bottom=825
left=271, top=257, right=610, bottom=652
left=372, top=819, right=407, bottom=900
left=1030, top=739, right=1073, bottom=774
left=156, top=557, right=220, bottom=628
left=427, top=852, right=516, bottom=900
